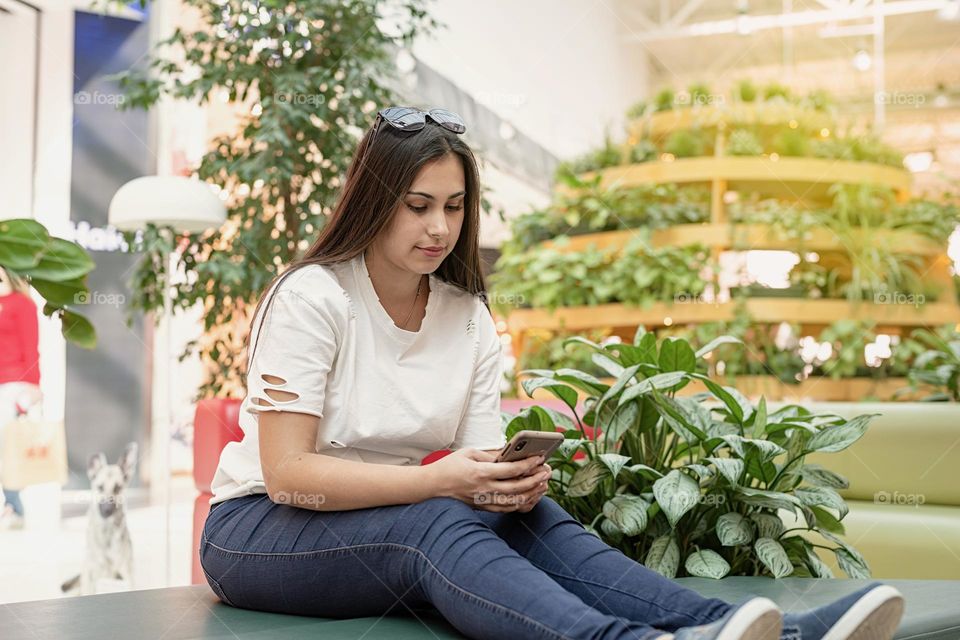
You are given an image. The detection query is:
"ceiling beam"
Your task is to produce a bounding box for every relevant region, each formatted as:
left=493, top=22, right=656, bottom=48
left=627, top=0, right=949, bottom=42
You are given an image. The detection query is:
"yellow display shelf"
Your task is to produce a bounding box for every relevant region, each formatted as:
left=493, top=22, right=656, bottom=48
left=506, top=299, right=960, bottom=335
left=540, top=223, right=943, bottom=256
left=514, top=375, right=929, bottom=403
left=628, top=103, right=835, bottom=140
left=557, top=157, right=911, bottom=202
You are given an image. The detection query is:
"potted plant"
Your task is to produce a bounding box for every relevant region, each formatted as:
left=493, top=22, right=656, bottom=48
left=506, top=328, right=875, bottom=579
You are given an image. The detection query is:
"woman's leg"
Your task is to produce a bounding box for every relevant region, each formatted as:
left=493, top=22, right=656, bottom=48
left=475, top=496, right=733, bottom=633
left=2, top=488, right=24, bottom=516
left=201, top=493, right=672, bottom=640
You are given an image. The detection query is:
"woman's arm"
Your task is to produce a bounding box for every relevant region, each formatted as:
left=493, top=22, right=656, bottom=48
left=260, top=410, right=437, bottom=511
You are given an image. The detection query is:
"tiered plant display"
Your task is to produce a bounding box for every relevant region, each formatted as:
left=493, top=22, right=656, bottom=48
left=493, top=83, right=960, bottom=402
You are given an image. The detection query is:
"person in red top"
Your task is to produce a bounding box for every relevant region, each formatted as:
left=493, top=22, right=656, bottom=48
left=0, top=267, right=43, bottom=530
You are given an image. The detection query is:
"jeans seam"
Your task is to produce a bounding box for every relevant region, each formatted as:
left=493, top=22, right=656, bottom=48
left=199, top=560, right=236, bottom=608
left=204, top=539, right=579, bottom=640
left=536, top=565, right=702, bottom=626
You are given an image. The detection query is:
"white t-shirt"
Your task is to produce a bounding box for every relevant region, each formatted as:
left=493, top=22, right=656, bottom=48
left=209, top=252, right=508, bottom=505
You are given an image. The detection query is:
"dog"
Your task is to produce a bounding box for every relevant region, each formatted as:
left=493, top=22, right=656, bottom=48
left=61, top=442, right=138, bottom=595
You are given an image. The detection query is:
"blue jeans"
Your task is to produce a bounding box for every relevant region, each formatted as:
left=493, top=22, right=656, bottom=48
left=3, top=488, right=23, bottom=516
left=200, top=493, right=733, bottom=639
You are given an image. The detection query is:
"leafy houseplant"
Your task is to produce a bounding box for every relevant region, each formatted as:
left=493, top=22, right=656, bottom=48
left=507, top=329, right=876, bottom=579
left=0, top=218, right=97, bottom=348
left=113, top=0, right=441, bottom=398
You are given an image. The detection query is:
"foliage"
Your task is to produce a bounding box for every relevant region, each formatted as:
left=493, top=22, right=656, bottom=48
left=899, top=325, right=960, bottom=401
left=490, top=234, right=710, bottom=313
left=112, top=0, right=441, bottom=398
left=0, top=219, right=97, bottom=348
left=508, top=329, right=875, bottom=579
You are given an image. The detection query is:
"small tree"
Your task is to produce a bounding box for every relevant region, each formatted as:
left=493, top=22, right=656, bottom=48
left=114, top=0, right=441, bottom=398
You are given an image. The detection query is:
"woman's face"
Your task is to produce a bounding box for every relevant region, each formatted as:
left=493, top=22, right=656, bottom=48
left=374, top=152, right=466, bottom=275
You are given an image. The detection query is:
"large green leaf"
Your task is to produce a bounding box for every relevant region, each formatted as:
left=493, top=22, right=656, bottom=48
left=685, top=549, right=731, bottom=579
left=30, top=277, right=89, bottom=308
left=644, top=535, right=680, bottom=578
left=805, top=413, right=877, bottom=453
left=658, top=337, right=696, bottom=373
left=706, top=457, right=744, bottom=485
left=602, top=495, right=649, bottom=536
left=800, top=464, right=850, bottom=489
left=0, top=219, right=49, bottom=269
left=653, top=469, right=700, bottom=528
left=736, top=487, right=801, bottom=513
left=795, top=486, right=849, bottom=519
left=567, top=459, right=609, bottom=497
left=60, top=309, right=96, bottom=349
left=755, top=537, right=793, bottom=578
left=695, top=335, right=743, bottom=358
left=23, top=237, right=96, bottom=281
left=716, top=512, right=753, bottom=546
left=619, top=371, right=687, bottom=406
left=520, top=377, right=579, bottom=412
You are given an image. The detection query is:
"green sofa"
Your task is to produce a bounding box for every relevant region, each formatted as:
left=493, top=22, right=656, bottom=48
left=800, top=402, right=960, bottom=580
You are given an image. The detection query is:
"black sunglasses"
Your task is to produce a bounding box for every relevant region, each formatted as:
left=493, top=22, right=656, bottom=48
left=360, top=106, right=466, bottom=166
left=375, top=106, right=467, bottom=135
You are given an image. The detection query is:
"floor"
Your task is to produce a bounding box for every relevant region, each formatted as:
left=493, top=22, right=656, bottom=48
left=0, top=475, right=198, bottom=604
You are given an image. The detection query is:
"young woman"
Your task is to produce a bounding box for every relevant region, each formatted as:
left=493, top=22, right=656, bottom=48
left=200, top=106, right=904, bottom=640
left=0, top=267, right=43, bottom=530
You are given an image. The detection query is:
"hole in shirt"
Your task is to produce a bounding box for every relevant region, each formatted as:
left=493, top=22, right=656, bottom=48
left=259, top=373, right=299, bottom=403
left=261, top=373, right=288, bottom=386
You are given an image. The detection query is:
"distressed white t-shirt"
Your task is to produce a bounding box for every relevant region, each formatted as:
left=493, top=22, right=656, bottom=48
left=209, top=252, right=508, bottom=505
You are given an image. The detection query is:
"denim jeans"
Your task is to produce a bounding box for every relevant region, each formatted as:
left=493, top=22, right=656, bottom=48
left=200, top=493, right=733, bottom=640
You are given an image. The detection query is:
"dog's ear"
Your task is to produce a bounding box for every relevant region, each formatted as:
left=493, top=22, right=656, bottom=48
left=88, top=452, right=107, bottom=480
left=118, top=442, right=138, bottom=483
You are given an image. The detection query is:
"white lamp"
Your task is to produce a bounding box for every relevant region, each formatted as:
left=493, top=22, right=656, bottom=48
left=108, top=176, right=226, bottom=588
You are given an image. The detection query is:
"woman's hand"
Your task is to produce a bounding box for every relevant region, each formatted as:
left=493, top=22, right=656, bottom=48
left=426, top=448, right=552, bottom=513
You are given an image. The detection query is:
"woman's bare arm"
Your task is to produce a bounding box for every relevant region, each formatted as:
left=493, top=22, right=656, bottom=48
left=259, top=411, right=437, bottom=511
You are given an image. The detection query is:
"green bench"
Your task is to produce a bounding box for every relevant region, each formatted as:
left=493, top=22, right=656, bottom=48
left=5, top=578, right=958, bottom=639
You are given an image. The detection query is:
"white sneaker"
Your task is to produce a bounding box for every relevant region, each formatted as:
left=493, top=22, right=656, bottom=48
left=0, top=506, right=24, bottom=530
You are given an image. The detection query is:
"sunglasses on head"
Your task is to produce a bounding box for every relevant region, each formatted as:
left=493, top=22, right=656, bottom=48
left=375, top=106, right=466, bottom=135
left=359, top=106, right=466, bottom=166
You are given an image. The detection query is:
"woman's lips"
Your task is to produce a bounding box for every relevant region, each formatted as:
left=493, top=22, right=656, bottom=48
left=418, top=246, right=444, bottom=257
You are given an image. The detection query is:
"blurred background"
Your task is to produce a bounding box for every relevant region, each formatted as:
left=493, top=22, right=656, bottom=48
left=1, top=0, right=959, bottom=604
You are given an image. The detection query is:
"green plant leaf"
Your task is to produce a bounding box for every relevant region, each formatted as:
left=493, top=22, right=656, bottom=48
left=620, top=371, right=688, bottom=406
left=695, top=335, right=743, bottom=359
left=602, top=400, right=640, bottom=448
left=23, top=237, right=96, bottom=281
left=716, top=512, right=753, bottom=546
left=805, top=547, right=835, bottom=578
left=755, top=537, right=793, bottom=578
left=602, top=495, right=649, bottom=536
left=805, top=413, right=878, bottom=453
left=706, top=457, right=744, bottom=485
left=628, top=463, right=664, bottom=480
left=60, top=310, right=97, bottom=349
left=658, top=337, right=696, bottom=373
left=567, top=459, right=609, bottom=497
left=0, top=219, right=49, bottom=269
left=653, top=469, right=700, bottom=528
left=799, top=464, right=849, bottom=490
left=750, top=512, right=786, bottom=539
left=644, top=535, right=680, bottom=578
left=736, top=487, right=801, bottom=513
left=795, top=486, right=849, bottom=519
left=520, top=377, right=579, bottom=413
left=685, top=549, right=731, bottom=579
left=598, top=453, right=632, bottom=479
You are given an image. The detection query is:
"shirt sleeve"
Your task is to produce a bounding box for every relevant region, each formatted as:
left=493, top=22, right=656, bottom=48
left=16, top=294, right=40, bottom=385
left=451, top=305, right=508, bottom=451
left=244, top=282, right=346, bottom=420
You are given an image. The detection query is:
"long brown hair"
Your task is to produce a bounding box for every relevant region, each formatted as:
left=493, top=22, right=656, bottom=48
left=245, top=107, right=489, bottom=372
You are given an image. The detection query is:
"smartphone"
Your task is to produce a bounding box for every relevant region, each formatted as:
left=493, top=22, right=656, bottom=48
left=495, top=430, right=564, bottom=463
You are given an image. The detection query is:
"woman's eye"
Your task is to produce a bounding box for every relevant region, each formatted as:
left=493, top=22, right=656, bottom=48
left=409, top=204, right=427, bottom=213
left=446, top=205, right=463, bottom=212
